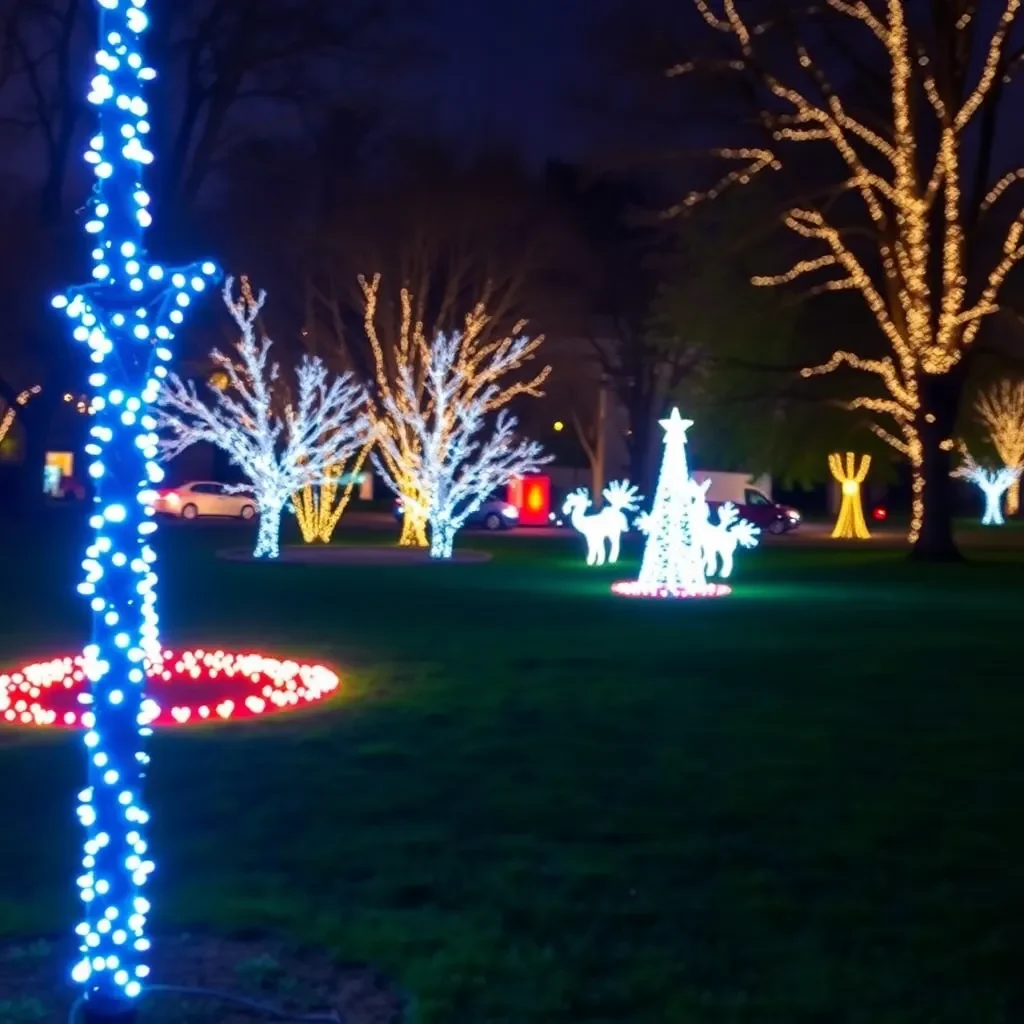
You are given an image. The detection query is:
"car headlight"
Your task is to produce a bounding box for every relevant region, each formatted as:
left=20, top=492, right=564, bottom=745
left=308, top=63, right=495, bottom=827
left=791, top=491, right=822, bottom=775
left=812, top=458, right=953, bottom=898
left=501, top=506, right=519, bottom=519
left=788, top=510, right=801, bottom=520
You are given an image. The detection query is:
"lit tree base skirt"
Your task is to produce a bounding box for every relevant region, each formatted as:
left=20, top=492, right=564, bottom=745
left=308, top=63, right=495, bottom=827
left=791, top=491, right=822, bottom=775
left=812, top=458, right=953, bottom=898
left=611, top=580, right=732, bottom=599
left=1, top=649, right=339, bottom=729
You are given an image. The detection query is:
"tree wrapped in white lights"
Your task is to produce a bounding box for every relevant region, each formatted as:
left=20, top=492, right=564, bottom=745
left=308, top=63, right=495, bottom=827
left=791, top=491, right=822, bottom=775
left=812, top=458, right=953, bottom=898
left=360, top=274, right=550, bottom=548
left=975, top=380, right=1024, bottom=515
left=953, top=449, right=1021, bottom=526
left=159, top=278, right=368, bottom=558
left=673, top=0, right=1024, bottom=558
left=373, top=328, right=549, bottom=559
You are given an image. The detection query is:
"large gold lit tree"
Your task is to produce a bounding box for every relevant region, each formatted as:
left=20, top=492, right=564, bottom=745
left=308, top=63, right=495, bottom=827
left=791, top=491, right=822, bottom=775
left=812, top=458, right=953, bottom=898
left=975, top=379, right=1024, bottom=514
left=673, top=0, right=1024, bottom=557
left=360, top=274, right=550, bottom=547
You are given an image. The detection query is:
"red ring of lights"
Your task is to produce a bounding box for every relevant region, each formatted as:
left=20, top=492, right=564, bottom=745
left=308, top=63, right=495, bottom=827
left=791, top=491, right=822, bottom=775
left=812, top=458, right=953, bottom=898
left=611, top=581, right=732, bottom=599
left=0, top=649, right=340, bottom=729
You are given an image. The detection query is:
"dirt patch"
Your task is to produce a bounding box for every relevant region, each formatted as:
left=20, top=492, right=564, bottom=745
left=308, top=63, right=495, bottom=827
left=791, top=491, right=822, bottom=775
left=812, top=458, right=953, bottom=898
left=218, top=546, right=492, bottom=565
left=0, top=934, right=406, bottom=1023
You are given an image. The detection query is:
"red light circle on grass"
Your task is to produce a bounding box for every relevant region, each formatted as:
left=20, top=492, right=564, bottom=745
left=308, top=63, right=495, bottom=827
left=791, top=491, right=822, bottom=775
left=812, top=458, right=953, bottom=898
left=611, top=581, right=732, bottom=599
left=0, top=649, right=340, bottom=729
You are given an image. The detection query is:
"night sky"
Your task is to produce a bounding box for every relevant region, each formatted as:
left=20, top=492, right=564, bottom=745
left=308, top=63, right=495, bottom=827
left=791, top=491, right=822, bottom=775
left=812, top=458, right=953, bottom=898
left=412, top=0, right=613, bottom=161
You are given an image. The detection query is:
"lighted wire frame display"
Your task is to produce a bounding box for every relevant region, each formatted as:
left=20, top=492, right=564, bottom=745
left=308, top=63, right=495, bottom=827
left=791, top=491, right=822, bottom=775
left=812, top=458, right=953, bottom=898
left=52, top=0, right=218, bottom=1017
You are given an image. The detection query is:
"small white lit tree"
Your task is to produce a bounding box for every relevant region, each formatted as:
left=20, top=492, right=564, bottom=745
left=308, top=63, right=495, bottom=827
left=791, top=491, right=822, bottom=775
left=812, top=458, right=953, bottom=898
left=953, top=448, right=1021, bottom=526
left=374, top=330, right=549, bottom=559
left=159, top=278, right=368, bottom=558
left=975, top=380, right=1024, bottom=515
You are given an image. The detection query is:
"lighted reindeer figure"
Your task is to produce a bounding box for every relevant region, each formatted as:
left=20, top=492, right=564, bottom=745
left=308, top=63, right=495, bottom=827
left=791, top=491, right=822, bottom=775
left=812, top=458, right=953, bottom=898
left=563, top=480, right=642, bottom=565
left=690, top=480, right=761, bottom=579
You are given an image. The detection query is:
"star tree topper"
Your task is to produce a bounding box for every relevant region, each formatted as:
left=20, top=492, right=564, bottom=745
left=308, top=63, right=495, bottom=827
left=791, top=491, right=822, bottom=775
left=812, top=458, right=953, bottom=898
left=660, top=407, right=694, bottom=444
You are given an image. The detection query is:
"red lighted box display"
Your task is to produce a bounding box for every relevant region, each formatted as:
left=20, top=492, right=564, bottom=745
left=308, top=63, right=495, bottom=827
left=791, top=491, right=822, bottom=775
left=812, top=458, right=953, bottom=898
left=507, top=474, right=551, bottom=526
left=0, top=649, right=339, bottom=729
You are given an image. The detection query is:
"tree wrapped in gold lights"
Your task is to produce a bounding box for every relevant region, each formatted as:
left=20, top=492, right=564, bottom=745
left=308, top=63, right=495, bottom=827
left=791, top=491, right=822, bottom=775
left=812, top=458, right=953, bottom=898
left=359, top=273, right=550, bottom=547
left=293, top=447, right=371, bottom=544
left=828, top=452, right=871, bottom=539
left=975, top=380, right=1024, bottom=515
left=673, top=0, right=1024, bottom=558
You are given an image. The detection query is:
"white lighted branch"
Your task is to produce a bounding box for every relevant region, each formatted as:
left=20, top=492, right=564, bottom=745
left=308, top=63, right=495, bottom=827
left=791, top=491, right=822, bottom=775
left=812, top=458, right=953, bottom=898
left=672, top=0, right=1024, bottom=548
left=373, top=327, right=549, bottom=559
left=360, top=274, right=550, bottom=547
left=159, top=278, right=368, bottom=558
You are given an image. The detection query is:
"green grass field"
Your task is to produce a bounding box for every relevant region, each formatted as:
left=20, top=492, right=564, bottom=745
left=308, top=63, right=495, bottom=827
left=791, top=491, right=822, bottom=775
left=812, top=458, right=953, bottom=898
left=2, top=515, right=1024, bottom=1022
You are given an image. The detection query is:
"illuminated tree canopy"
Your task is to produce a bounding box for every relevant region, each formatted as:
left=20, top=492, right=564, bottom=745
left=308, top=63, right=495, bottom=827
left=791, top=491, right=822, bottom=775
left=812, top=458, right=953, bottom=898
left=672, top=0, right=1024, bottom=557
left=359, top=273, right=550, bottom=548
left=159, top=279, right=368, bottom=559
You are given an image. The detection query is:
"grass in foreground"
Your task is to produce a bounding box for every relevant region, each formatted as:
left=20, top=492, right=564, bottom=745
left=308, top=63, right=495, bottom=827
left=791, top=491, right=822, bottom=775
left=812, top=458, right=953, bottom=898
left=2, top=515, right=1024, bottom=1022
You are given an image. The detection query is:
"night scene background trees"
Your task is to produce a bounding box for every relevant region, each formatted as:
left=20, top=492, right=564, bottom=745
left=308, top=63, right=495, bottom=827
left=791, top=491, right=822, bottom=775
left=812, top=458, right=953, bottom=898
left=4, top=3, right=1024, bottom=1023
left=2, top=0, right=1024, bottom=555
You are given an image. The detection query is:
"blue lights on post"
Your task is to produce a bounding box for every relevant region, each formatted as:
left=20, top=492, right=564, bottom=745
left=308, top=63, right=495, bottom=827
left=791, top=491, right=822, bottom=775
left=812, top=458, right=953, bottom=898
left=54, top=0, right=218, bottom=1018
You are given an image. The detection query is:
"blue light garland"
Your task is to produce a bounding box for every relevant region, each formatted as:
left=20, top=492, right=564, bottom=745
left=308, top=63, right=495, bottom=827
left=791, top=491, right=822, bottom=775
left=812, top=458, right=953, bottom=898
left=54, top=0, right=218, bottom=1017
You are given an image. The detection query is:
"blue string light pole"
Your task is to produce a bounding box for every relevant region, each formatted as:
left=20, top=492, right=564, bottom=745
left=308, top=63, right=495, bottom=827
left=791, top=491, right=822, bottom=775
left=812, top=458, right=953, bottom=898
left=53, top=1, right=218, bottom=1020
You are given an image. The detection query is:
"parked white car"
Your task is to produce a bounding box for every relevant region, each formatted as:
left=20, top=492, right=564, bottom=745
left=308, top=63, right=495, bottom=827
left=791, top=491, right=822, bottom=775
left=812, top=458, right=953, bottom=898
left=153, top=481, right=257, bottom=521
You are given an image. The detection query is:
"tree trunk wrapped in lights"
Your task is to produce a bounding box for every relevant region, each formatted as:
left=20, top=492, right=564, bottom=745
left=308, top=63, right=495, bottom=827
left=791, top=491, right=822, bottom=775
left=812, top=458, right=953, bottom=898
left=829, top=452, right=871, bottom=539
left=673, top=0, right=1024, bottom=558
left=975, top=380, right=1024, bottom=515
left=293, top=445, right=371, bottom=543
left=52, top=1, right=222, bottom=1017
left=159, top=278, right=369, bottom=559
left=359, top=273, right=550, bottom=548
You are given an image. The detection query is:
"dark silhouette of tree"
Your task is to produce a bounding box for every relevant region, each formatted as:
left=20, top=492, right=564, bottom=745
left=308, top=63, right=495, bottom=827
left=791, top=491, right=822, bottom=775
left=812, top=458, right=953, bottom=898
left=303, top=141, right=580, bottom=387
left=547, top=163, right=698, bottom=488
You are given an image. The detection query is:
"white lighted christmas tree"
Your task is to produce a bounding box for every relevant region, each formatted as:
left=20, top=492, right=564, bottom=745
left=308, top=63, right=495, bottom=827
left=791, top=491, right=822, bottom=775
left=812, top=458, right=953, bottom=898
left=613, top=408, right=751, bottom=598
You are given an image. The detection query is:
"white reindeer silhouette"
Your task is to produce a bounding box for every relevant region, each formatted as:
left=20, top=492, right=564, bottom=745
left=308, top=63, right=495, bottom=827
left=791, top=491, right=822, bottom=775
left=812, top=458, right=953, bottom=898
left=563, top=480, right=642, bottom=565
left=700, top=501, right=757, bottom=581
left=692, top=487, right=760, bottom=579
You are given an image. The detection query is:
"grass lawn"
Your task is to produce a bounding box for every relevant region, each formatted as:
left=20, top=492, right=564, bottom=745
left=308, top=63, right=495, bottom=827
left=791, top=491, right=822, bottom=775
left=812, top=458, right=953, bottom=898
left=2, top=513, right=1024, bottom=1022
